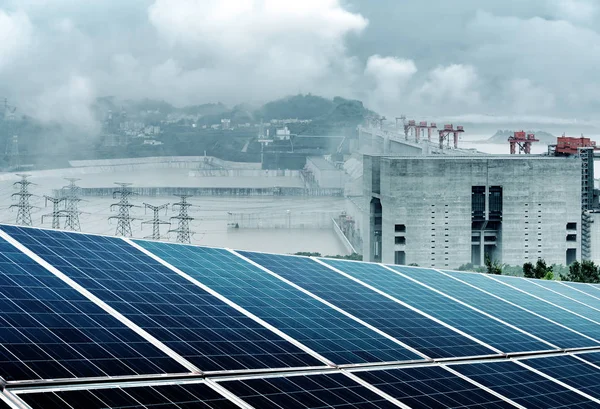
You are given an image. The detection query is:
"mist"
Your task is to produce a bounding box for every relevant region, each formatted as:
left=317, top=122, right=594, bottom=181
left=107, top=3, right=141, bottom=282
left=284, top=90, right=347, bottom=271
left=2, top=0, right=600, bottom=132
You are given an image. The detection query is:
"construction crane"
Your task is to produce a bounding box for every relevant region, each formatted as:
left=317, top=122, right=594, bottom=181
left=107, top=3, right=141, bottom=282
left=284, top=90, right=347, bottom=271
left=508, top=131, right=539, bottom=154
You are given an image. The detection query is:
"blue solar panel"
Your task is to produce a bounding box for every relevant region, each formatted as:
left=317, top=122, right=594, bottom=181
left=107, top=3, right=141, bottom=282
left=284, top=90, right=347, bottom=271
left=393, top=267, right=598, bottom=349
left=491, top=275, right=600, bottom=323
left=322, top=259, right=551, bottom=354
left=573, top=351, right=600, bottom=367
left=0, top=236, right=186, bottom=381
left=134, top=241, right=423, bottom=365
left=219, top=372, right=400, bottom=408
left=443, top=270, right=600, bottom=343
left=527, top=280, right=600, bottom=311
left=522, top=355, right=600, bottom=399
left=19, top=382, right=238, bottom=409
left=1, top=226, right=322, bottom=372
left=451, top=360, right=598, bottom=408
left=353, top=365, right=515, bottom=408
left=239, top=251, right=495, bottom=359
left=560, top=282, right=600, bottom=300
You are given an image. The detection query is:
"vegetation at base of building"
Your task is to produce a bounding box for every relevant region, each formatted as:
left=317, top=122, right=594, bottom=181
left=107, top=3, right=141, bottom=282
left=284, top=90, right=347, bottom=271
left=560, top=260, right=600, bottom=283
left=293, top=252, right=363, bottom=261
left=523, top=259, right=554, bottom=280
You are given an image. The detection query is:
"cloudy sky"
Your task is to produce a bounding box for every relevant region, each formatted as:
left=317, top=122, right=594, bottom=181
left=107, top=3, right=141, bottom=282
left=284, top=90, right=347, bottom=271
left=0, top=0, right=598, bottom=129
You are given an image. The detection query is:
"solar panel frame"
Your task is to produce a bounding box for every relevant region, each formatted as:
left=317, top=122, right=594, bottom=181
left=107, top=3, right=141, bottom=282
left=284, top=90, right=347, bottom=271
left=319, top=258, right=556, bottom=355
left=237, top=250, right=498, bottom=360
left=16, top=380, right=247, bottom=409
left=0, top=230, right=192, bottom=382
left=0, top=393, right=18, bottom=409
left=132, top=240, right=426, bottom=367
left=0, top=226, right=324, bottom=374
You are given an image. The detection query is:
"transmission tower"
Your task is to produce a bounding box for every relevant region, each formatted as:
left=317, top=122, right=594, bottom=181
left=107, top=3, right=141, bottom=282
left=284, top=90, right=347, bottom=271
left=109, top=183, right=139, bottom=237
left=60, top=178, right=84, bottom=231
left=169, top=195, right=195, bottom=244
left=42, top=195, right=66, bottom=229
left=10, top=174, right=36, bottom=226
left=142, top=203, right=170, bottom=240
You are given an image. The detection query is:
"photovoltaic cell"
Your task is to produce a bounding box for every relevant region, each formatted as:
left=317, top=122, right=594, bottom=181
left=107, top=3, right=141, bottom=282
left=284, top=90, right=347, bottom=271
left=239, top=251, right=495, bottom=359
left=522, top=355, right=600, bottom=399
left=19, top=382, right=239, bottom=409
left=560, top=282, right=600, bottom=301
left=353, top=365, right=515, bottom=409
left=322, top=259, right=550, bottom=354
left=443, top=270, right=600, bottom=342
left=451, top=360, right=598, bottom=408
left=491, top=275, right=600, bottom=323
left=523, top=279, right=600, bottom=312
left=393, top=266, right=597, bottom=349
left=219, top=373, right=400, bottom=408
left=0, top=236, right=185, bottom=381
left=573, top=351, right=600, bottom=367
left=135, top=241, right=422, bottom=365
left=1, top=226, right=321, bottom=372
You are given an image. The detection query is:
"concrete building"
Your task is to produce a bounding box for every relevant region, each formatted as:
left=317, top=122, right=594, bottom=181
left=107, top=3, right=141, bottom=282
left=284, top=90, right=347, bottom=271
left=363, top=155, right=582, bottom=269
left=304, top=156, right=347, bottom=189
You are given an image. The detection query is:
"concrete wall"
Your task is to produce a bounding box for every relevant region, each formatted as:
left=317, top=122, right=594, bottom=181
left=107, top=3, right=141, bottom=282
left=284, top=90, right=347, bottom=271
left=590, top=213, right=600, bottom=265
left=305, top=157, right=347, bottom=189
left=366, top=156, right=582, bottom=268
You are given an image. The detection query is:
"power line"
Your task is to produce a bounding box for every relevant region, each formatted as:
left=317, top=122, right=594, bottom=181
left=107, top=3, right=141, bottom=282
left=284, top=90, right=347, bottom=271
left=109, top=183, right=139, bottom=237
left=169, top=195, right=195, bottom=244
left=42, top=195, right=66, bottom=229
left=60, top=178, right=85, bottom=231
left=10, top=174, right=36, bottom=226
left=142, top=202, right=170, bottom=240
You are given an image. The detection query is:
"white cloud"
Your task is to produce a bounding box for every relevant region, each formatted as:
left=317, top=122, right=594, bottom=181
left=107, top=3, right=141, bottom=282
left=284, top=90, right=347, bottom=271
left=0, top=10, right=33, bottom=70
left=27, top=76, right=99, bottom=134
left=414, top=64, right=481, bottom=112
left=364, top=55, right=416, bottom=114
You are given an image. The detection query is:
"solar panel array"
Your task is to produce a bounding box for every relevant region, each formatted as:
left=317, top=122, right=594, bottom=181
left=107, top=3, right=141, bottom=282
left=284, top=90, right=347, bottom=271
left=1, top=225, right=600, bottom=408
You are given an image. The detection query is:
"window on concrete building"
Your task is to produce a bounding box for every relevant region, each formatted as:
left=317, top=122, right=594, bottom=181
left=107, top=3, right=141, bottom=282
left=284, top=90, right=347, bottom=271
left=395, top=224, right=406, bottom=233
left=394, top=251, right=406, bottom=265
left=489, top=186, right=503, bottom=221
left=566, top=249, right=577, bottom=265
left=567, top=222, right=577, bottom=230
left=566, top=234, right=577, bottom=242
left=472, top=186, right=485, bottom=221
left=395, top=236, right=406, bottom=245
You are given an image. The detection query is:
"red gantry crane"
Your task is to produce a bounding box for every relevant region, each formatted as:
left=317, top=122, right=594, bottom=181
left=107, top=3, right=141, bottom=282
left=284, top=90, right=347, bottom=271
left=438, top=124, right=464, bottom=149
left=508, top=131, right=539, bottom=154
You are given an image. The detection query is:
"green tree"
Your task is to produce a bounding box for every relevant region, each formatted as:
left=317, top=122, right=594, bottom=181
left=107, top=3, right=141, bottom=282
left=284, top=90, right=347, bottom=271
left=484, top=254, right=502, bottom=275
left=562, top=260, right=600, bottom=283
left=533, top=259, right=552, bottom=280
left=523, top=262, right=535, bottom=278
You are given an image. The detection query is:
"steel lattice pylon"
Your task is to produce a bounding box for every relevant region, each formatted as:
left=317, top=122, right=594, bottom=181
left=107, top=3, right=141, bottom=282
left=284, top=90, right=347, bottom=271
left=169, top=195, right=195, bottom=244
left=10, top=174, right=35, bottom=226
left=61, top=178, right=84, bottom=231
left=42, top=195, right=66, bottom=229
left=142, top=202, right=170, bottom=240
left=109, top=183, right=139, bottom=237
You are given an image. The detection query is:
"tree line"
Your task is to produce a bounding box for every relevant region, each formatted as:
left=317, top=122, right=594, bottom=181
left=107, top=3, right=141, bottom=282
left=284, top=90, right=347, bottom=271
left=459, top=256, right=600, bottom=283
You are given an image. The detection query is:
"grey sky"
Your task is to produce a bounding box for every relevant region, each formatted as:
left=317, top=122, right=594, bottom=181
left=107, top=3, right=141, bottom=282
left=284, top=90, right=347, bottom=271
left=0, top=0, right=598, bottom=129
